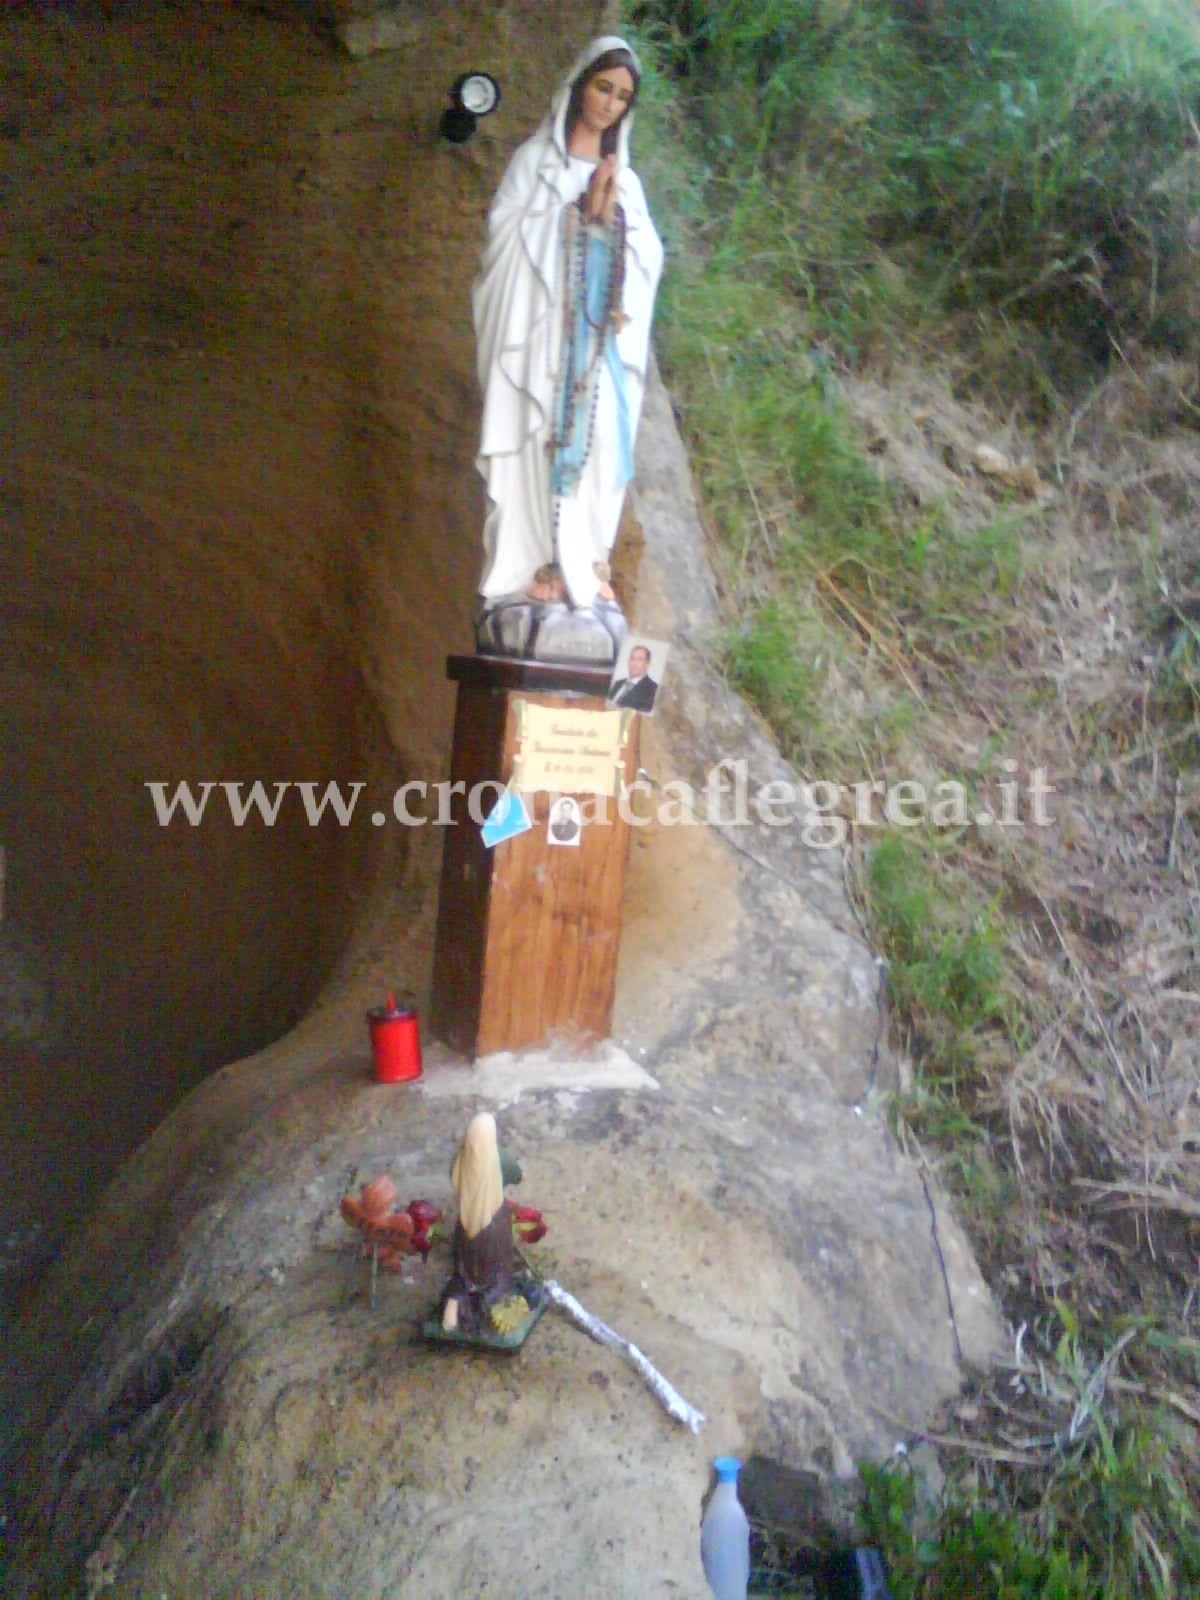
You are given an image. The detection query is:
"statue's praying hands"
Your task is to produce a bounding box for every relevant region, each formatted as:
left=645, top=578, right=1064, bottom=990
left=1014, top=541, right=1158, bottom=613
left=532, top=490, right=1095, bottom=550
left=584, top=154, right=619, bottom=225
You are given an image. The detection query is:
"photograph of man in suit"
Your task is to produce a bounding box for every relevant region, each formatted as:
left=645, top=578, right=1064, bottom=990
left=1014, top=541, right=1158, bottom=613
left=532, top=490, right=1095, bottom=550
left=548, top=795, right=582, bottom=846
left=607, top=643, right=659, bottom=713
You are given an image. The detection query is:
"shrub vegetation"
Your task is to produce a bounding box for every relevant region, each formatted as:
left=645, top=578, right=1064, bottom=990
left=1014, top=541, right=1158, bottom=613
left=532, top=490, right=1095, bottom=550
left=630, top=2, right=1200, bottom=1594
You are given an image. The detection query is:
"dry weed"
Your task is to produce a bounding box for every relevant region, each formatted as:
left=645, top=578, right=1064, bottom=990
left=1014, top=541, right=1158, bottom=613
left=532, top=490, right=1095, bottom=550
left=834, top=349, right=1200, bottom=1553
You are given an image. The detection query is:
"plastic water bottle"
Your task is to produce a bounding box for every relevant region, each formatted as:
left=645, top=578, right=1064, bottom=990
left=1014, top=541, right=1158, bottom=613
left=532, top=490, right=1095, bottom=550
left=700, top=1455, right=751, bottom=1600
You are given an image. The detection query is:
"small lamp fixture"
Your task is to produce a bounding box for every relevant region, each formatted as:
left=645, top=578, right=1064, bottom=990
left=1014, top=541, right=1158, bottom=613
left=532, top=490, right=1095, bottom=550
left=440, top=71, right=501, bottom=144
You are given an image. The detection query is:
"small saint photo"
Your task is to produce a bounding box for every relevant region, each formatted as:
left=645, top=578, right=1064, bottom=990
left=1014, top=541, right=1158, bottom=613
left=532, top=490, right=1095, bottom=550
left=606, top=636, right=669, bottom=716
left=547, top=795, right=583, bottom=847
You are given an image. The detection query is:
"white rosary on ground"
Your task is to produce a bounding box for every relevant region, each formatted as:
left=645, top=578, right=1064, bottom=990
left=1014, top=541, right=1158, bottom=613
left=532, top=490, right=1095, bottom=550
left=543, top=1279, right=706, bottom=1432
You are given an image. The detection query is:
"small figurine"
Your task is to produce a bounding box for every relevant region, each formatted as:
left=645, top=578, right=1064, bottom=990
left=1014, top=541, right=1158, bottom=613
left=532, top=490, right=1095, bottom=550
left=424, top=1113, right=552, bottom=1346
left=439, top=1112, right=516, bottom=1333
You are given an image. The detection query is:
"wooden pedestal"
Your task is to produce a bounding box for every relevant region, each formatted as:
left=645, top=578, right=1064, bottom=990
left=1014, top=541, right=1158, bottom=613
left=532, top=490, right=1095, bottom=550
left=430, top=653, right=639, bottom=1058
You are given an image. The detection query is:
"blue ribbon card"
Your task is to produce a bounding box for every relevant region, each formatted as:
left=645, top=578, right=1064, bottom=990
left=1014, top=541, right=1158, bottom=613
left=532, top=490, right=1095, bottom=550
left=481, top=788, right=533, bottom=850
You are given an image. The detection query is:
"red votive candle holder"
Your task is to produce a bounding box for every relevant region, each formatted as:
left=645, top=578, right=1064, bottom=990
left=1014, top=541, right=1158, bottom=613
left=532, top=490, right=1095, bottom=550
left=367, top=990, right=422, bottom=1083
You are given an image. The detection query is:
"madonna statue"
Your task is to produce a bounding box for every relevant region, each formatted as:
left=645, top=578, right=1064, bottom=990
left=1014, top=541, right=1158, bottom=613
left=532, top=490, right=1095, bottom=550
left=473, top=36, right=664, bottom=663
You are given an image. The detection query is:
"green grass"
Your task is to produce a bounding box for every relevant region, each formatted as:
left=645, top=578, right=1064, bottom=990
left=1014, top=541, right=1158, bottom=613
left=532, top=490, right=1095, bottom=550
left=865, top=832, right=1013, bottom=1080
left=724, top=600, right=839, bottom=767
left=861, top=1377, right=1200, bottom=1599
left=1159, top=613, right=1200, bottom=743
left=635, top=0, right=1200, bottom=356
left=639, top=113, right=1037, bottom=765
left=636, top=12, right=1054, bottom=770
left=862, top=1461, right=1099, bottom=1600
left=628, top=4, right=1200, bottom=1595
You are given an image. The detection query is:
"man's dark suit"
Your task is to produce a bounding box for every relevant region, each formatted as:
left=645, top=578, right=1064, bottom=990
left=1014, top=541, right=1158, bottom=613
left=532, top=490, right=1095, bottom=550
left=607, top=673, right=658, bottom=712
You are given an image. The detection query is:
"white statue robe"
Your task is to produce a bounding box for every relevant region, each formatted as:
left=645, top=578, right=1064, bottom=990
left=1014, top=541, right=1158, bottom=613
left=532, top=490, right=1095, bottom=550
left=473, top=37, right=664, bottom=610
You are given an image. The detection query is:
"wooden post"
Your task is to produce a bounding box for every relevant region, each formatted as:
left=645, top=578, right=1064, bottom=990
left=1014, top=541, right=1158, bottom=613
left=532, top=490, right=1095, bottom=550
left=431, top=653, right=640, bottom=1058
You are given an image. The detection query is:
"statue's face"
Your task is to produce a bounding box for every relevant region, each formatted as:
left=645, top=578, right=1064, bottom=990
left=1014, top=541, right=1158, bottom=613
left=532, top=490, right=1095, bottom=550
left=579, top=66, right=635, bottom=138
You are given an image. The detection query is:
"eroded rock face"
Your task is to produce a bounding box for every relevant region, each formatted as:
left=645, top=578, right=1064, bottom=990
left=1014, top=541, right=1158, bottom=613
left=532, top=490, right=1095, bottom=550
left=2, top=0, right=490, bottom=1285
left=7, top=759, right=1002, bottom=1596
left=3, top=5, right=1004, bottom=1595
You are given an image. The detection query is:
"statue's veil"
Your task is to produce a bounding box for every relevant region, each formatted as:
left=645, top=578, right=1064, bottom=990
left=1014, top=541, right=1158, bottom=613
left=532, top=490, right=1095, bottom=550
left=539, top=35, right=643, bottom=170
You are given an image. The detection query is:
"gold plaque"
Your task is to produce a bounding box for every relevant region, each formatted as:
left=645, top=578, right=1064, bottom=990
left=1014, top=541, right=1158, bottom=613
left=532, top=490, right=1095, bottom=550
left=513, top=702, right=630, bottom=796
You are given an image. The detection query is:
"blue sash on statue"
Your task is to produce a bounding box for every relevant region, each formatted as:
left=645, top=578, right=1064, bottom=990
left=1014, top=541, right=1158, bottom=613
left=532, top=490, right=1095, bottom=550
left=551, top=231, right=633, bottom=499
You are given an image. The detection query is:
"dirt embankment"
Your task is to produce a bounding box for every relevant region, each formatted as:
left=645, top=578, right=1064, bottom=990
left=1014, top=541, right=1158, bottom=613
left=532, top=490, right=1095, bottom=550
left=2, top=0, right=589, bottom=1287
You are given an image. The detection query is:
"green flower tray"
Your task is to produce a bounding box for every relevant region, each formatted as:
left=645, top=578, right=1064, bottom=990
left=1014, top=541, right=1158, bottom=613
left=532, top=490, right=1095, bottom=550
left=422, top=1275, right=548, bottom=1352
